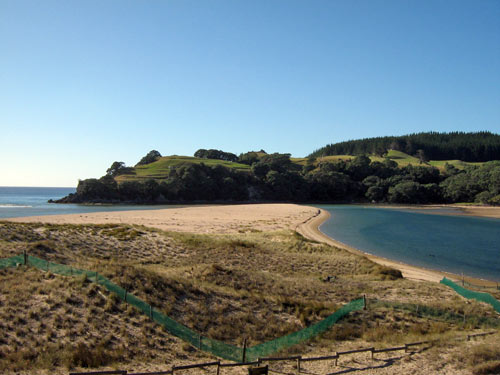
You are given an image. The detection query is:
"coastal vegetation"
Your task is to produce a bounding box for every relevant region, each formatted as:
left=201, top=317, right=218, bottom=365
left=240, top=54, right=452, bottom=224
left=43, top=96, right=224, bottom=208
left=0, top=221, right=498, bottom=373
left=57, top=147, right=500, bottom=205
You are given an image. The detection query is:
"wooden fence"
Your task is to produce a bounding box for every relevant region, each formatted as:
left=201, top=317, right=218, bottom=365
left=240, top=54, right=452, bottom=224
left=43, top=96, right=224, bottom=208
left=69, top=331, right=497, bottom=375
left=69, top=338, right=436, bottom=375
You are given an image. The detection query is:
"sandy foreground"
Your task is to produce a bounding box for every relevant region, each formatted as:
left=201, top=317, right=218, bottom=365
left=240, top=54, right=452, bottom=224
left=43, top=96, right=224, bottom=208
left=9, top=203, right=497, bottom=285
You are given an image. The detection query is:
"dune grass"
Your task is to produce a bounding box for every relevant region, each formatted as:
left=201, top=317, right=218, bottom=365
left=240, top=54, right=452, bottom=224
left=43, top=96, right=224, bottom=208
left=0, top=221, right=498, bottom=373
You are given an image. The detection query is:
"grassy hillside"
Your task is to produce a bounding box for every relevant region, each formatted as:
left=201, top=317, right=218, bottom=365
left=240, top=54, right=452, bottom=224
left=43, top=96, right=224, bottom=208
left=1, top=221, right=499, bottom=373
left=119, top=151, right=482, bottom=184
left=116, top=156, right=251, bottom=182
left=296, top=150, right=482, bottom=170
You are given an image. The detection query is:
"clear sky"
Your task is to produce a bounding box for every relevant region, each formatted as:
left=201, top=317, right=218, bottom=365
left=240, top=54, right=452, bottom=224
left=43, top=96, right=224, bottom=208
left=1, top=0, right=499, bottom=187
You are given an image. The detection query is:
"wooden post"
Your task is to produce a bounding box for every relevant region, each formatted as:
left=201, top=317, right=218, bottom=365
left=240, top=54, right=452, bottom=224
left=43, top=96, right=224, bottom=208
left=363, top=295, right=367, bottom=310
left=242, top=338, right=247, bottom=363
left=296, top=357, right=301, bottom=374
left=23, top=250, right=27, bottom=265
left=216, top=362, right=220, bottom=375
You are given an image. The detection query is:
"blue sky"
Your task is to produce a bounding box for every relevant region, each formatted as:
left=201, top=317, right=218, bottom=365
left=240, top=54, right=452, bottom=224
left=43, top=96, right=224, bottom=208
left=1, top=0, right=499, bottom=186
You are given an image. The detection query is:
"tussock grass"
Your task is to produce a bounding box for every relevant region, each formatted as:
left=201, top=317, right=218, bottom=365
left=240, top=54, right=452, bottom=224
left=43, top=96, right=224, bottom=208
left=0, top=221, right=498, bottom=373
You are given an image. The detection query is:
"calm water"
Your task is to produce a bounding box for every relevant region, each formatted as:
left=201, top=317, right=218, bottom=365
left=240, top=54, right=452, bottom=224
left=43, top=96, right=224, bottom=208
left=317, top=205, right=500, bottom=282
left=0, top=187, right=176, bottom=219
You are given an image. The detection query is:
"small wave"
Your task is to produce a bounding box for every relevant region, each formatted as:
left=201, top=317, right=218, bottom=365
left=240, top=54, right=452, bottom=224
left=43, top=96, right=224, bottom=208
left=0, top=204, right=32, bottom=208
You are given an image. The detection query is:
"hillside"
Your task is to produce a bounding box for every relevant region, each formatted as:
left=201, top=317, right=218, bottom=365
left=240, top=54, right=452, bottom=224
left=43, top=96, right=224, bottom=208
left=56, top=150, right=500, bottom=205
left=115, top=155, right=251, bottom=183
left=111, top=151, right=481, bottom=185
left=1, top=221, right=499, bottom=374
left=309, top=131, right=500, bottom=162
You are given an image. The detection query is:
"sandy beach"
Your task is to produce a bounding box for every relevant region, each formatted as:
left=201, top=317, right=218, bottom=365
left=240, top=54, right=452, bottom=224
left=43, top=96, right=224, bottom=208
left=455, top=205, right=500, bottom=219
left=8, top=203, right=318, bottom=234
left=372, top=204, right=500, bottom=219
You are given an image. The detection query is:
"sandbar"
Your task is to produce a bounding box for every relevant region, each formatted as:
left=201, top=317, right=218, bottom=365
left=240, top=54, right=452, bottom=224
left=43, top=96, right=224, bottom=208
left=371, top=204, right=500, bottom=219
left=8, top=203, right=318, bottom=234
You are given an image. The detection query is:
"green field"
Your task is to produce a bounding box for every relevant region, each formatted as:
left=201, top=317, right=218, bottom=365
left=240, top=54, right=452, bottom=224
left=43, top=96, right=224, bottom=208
left=116, top=156, right=251, bottom=182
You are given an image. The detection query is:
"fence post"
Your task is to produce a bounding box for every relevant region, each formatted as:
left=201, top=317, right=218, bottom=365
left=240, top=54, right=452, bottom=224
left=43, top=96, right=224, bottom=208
left=23, top=250, right=27, bottom=265
left=363, top=295, right=367, bottom=310
left=296, top=357, right=301, bottom=374
left=216, top=361, right=220, bottom=375
left=242, top=338, right=247, bottom=363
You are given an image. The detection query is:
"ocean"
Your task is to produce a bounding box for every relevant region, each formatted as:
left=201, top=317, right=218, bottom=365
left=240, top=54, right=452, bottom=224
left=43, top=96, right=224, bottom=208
left=0, top=186, right=172, bottom=219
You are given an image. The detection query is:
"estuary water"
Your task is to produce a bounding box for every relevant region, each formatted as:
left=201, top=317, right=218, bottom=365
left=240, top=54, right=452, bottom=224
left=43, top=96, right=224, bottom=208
left=317, top=205, right=500, bottom=281
left=0, top=187, right=174, bottom=219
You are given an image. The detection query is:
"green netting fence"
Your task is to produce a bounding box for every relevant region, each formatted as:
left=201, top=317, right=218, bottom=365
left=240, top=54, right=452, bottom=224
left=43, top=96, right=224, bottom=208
left=440, top=277, right=500, bottom=314
left=0, top=254, right=364, bottom=362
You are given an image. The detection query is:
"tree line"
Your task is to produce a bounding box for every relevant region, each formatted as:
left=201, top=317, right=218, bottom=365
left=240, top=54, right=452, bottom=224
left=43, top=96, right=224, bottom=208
left=309, top=131, right=500, bottom=162
left=56, top=152, right=500, bottom=205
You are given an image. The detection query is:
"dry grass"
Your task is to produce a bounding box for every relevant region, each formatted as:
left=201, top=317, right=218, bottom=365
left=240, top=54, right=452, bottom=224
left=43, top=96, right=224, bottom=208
left=0, top=221, right=498, bottom=374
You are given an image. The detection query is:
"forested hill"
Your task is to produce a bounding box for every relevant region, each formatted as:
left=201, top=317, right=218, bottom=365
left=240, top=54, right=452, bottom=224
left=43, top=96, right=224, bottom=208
left=309, top=132, right=500, bottom=162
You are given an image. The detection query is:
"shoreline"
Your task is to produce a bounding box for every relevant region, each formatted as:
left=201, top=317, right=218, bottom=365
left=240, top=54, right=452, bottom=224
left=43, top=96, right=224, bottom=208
left=367, top=203, right=500, bottom=219
left=296, top=208, right=498, bottom=287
